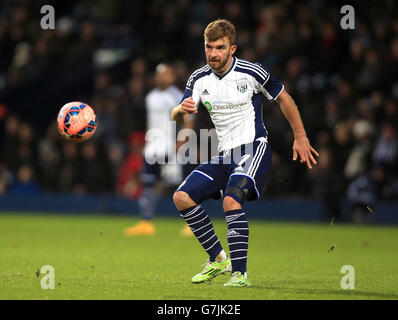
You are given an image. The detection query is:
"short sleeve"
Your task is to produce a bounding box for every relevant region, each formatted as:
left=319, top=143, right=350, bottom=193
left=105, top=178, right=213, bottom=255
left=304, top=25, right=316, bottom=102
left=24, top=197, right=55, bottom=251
left=179, top=78, right=201, bottom=108
left=253, top=63, right=284, bottom=101
left=261, top=74, right=284, bottom=101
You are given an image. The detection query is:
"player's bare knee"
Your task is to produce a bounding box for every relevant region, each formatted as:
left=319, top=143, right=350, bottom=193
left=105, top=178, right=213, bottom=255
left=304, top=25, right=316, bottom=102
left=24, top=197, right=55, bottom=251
left=172, top=191, right=185, bottom=205
left=173, top=191, right=196, bottom=210
left=223, top=196, right=242, bottom=212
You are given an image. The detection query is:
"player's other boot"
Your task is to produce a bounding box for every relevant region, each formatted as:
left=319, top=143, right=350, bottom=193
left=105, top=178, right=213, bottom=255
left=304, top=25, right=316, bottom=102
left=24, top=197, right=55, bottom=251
left=124, top=220, right=156, bottom=236
left=223, top=271, right=251, bottom=287
left=191, top=258, right=232, bottom=284
left=180, top=224, right=194, bottom=237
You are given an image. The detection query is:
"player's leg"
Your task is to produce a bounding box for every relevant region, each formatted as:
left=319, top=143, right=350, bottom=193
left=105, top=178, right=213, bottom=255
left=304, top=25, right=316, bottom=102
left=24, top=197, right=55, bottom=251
left=173, top=165, right=231, bottom=283
left=223, top=139, right=272, bottom=287
left=222, top=178, right=251, bottom=287
left=124, top=160, right=159, bottom=236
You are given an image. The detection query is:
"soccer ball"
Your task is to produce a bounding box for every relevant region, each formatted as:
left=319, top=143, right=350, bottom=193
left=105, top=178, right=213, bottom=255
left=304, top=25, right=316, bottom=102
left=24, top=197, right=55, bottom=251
left=57, top=102, right=97, bottom=142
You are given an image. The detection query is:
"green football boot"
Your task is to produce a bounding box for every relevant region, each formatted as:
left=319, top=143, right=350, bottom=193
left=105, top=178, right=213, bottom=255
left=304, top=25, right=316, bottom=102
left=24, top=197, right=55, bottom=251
left=191, top=258, right=232, bottom=284
left=223, top=271, right=251, bottom=287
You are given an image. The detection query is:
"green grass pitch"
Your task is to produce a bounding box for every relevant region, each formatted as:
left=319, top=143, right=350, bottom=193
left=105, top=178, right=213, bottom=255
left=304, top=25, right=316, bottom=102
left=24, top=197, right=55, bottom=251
left=1, top=212, right=397, bottom=300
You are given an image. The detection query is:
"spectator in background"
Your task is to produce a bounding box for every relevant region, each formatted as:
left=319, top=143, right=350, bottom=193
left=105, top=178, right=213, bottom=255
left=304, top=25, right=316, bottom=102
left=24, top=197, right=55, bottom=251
left=93, top=72, right=113, bottom=98
left=263, top=151, right=294, bottom=197
left=79, top=141, right=111, bottom=193
left=346, top=165, right=398, bottom=223
left=382, top=99, right=398, bottom=124
left=102, top=94, right=122, bottom=144
left=37, top=122, right=60, bottom=191
left=16, top=122, right=37, bottom=170
left=336, top=80, right=355, bottom=120
left=2, top=115, right=20, bottom=171
left=58, top=142, right=81, bottom=194
left=344, top=119, right=375, bottom=180
left=107, top=140, right=125, bottom=189
left=10, top=164, right=40, bottom=195
left=372, top=121, right=398, bottom=175
left=172, top=60, right=190, bottom=93
left=67, top=21, right=99, bottom=60
left=331, top=121, right=353, bottom=189
left=357, top=49, right=384, bottom=94
left=309, top=148, right=343, bottom=222
left=91, top=72, right=120, bottom=144
left=119, top=75, right=147, bottom=134
left=130, top=57, right=149, bottom=82
left=0, top=163, right=12, bottom=194
left=346, top=167, right=380, bottom=224
left=117, top=132, right=145, bottom=200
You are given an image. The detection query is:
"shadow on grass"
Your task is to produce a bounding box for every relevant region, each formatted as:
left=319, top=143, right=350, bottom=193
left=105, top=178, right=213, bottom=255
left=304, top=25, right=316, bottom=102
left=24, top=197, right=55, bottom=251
left=250, top=286, right=398, bottom=299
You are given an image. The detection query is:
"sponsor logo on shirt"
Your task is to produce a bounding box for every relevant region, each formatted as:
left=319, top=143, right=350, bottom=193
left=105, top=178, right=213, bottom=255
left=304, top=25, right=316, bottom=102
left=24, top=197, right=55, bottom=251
left=204, top=101, right=212, bottom=111
left=212, top=102, right=246, bottom=110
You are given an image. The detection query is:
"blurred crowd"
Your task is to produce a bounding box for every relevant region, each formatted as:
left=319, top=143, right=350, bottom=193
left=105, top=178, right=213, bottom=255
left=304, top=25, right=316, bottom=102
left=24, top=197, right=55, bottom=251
left=1, top=0, right=398, bottom=220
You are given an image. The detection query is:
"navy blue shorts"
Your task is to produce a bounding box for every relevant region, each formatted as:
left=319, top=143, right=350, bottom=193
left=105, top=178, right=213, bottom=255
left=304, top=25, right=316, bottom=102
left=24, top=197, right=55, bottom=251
left=176, top=137, right=272, bottom=204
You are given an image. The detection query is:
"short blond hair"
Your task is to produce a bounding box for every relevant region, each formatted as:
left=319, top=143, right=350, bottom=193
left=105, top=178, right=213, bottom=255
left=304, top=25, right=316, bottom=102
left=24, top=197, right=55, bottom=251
left=204, top=19, right=236, bottom=45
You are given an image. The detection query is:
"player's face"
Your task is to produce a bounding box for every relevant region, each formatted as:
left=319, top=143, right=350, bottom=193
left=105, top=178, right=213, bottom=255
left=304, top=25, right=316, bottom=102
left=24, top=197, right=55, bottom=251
left=205, top=37, right=237, bottom=73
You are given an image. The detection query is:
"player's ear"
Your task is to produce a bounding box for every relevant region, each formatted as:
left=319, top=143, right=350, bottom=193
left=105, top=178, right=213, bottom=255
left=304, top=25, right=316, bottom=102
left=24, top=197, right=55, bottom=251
left=230, top=44, right=237, bottom=55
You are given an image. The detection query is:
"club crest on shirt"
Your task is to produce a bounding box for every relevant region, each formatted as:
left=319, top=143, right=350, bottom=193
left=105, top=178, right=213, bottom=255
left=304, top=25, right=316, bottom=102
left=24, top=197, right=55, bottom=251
left=237, top=81, right=248, bottom=93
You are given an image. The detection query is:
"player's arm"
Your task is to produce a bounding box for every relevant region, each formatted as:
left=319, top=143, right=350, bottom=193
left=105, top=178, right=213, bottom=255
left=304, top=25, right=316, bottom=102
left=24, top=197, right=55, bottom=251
left=171, top=97, right=198, bottom=125
left=172, top=97, right=197, bottom=151
left=276, top=89, right=319, bottom=169
left=175, top=112, right=196, bottom=151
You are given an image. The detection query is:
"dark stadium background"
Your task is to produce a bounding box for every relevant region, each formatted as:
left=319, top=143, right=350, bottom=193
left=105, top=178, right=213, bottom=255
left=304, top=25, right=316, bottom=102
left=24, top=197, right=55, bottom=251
left=0, top=0, right=397, bottom=223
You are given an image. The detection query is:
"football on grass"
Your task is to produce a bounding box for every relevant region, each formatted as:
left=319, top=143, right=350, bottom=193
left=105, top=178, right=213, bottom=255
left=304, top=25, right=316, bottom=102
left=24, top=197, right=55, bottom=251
left=57, top=102, right=97, bottom=142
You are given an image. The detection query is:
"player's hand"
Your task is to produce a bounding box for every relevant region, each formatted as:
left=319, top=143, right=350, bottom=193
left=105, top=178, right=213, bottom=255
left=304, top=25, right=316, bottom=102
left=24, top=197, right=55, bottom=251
left=292, top=135, right=319, bottom=169
left=179, top=97, right=198, bottom=114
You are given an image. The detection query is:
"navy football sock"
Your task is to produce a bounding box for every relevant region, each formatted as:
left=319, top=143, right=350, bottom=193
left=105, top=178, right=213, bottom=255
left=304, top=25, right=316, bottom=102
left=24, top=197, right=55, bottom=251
left=179, top=205, right=223, bottom=262
left=225, top=209, right=249, bottom=274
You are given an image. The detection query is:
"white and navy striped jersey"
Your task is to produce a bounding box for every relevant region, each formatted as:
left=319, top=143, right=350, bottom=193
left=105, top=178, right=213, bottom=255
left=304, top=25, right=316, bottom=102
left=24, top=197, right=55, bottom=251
left=181, top=57, right=284, bottom=152
left=144, top=85, right=183, bottom=159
